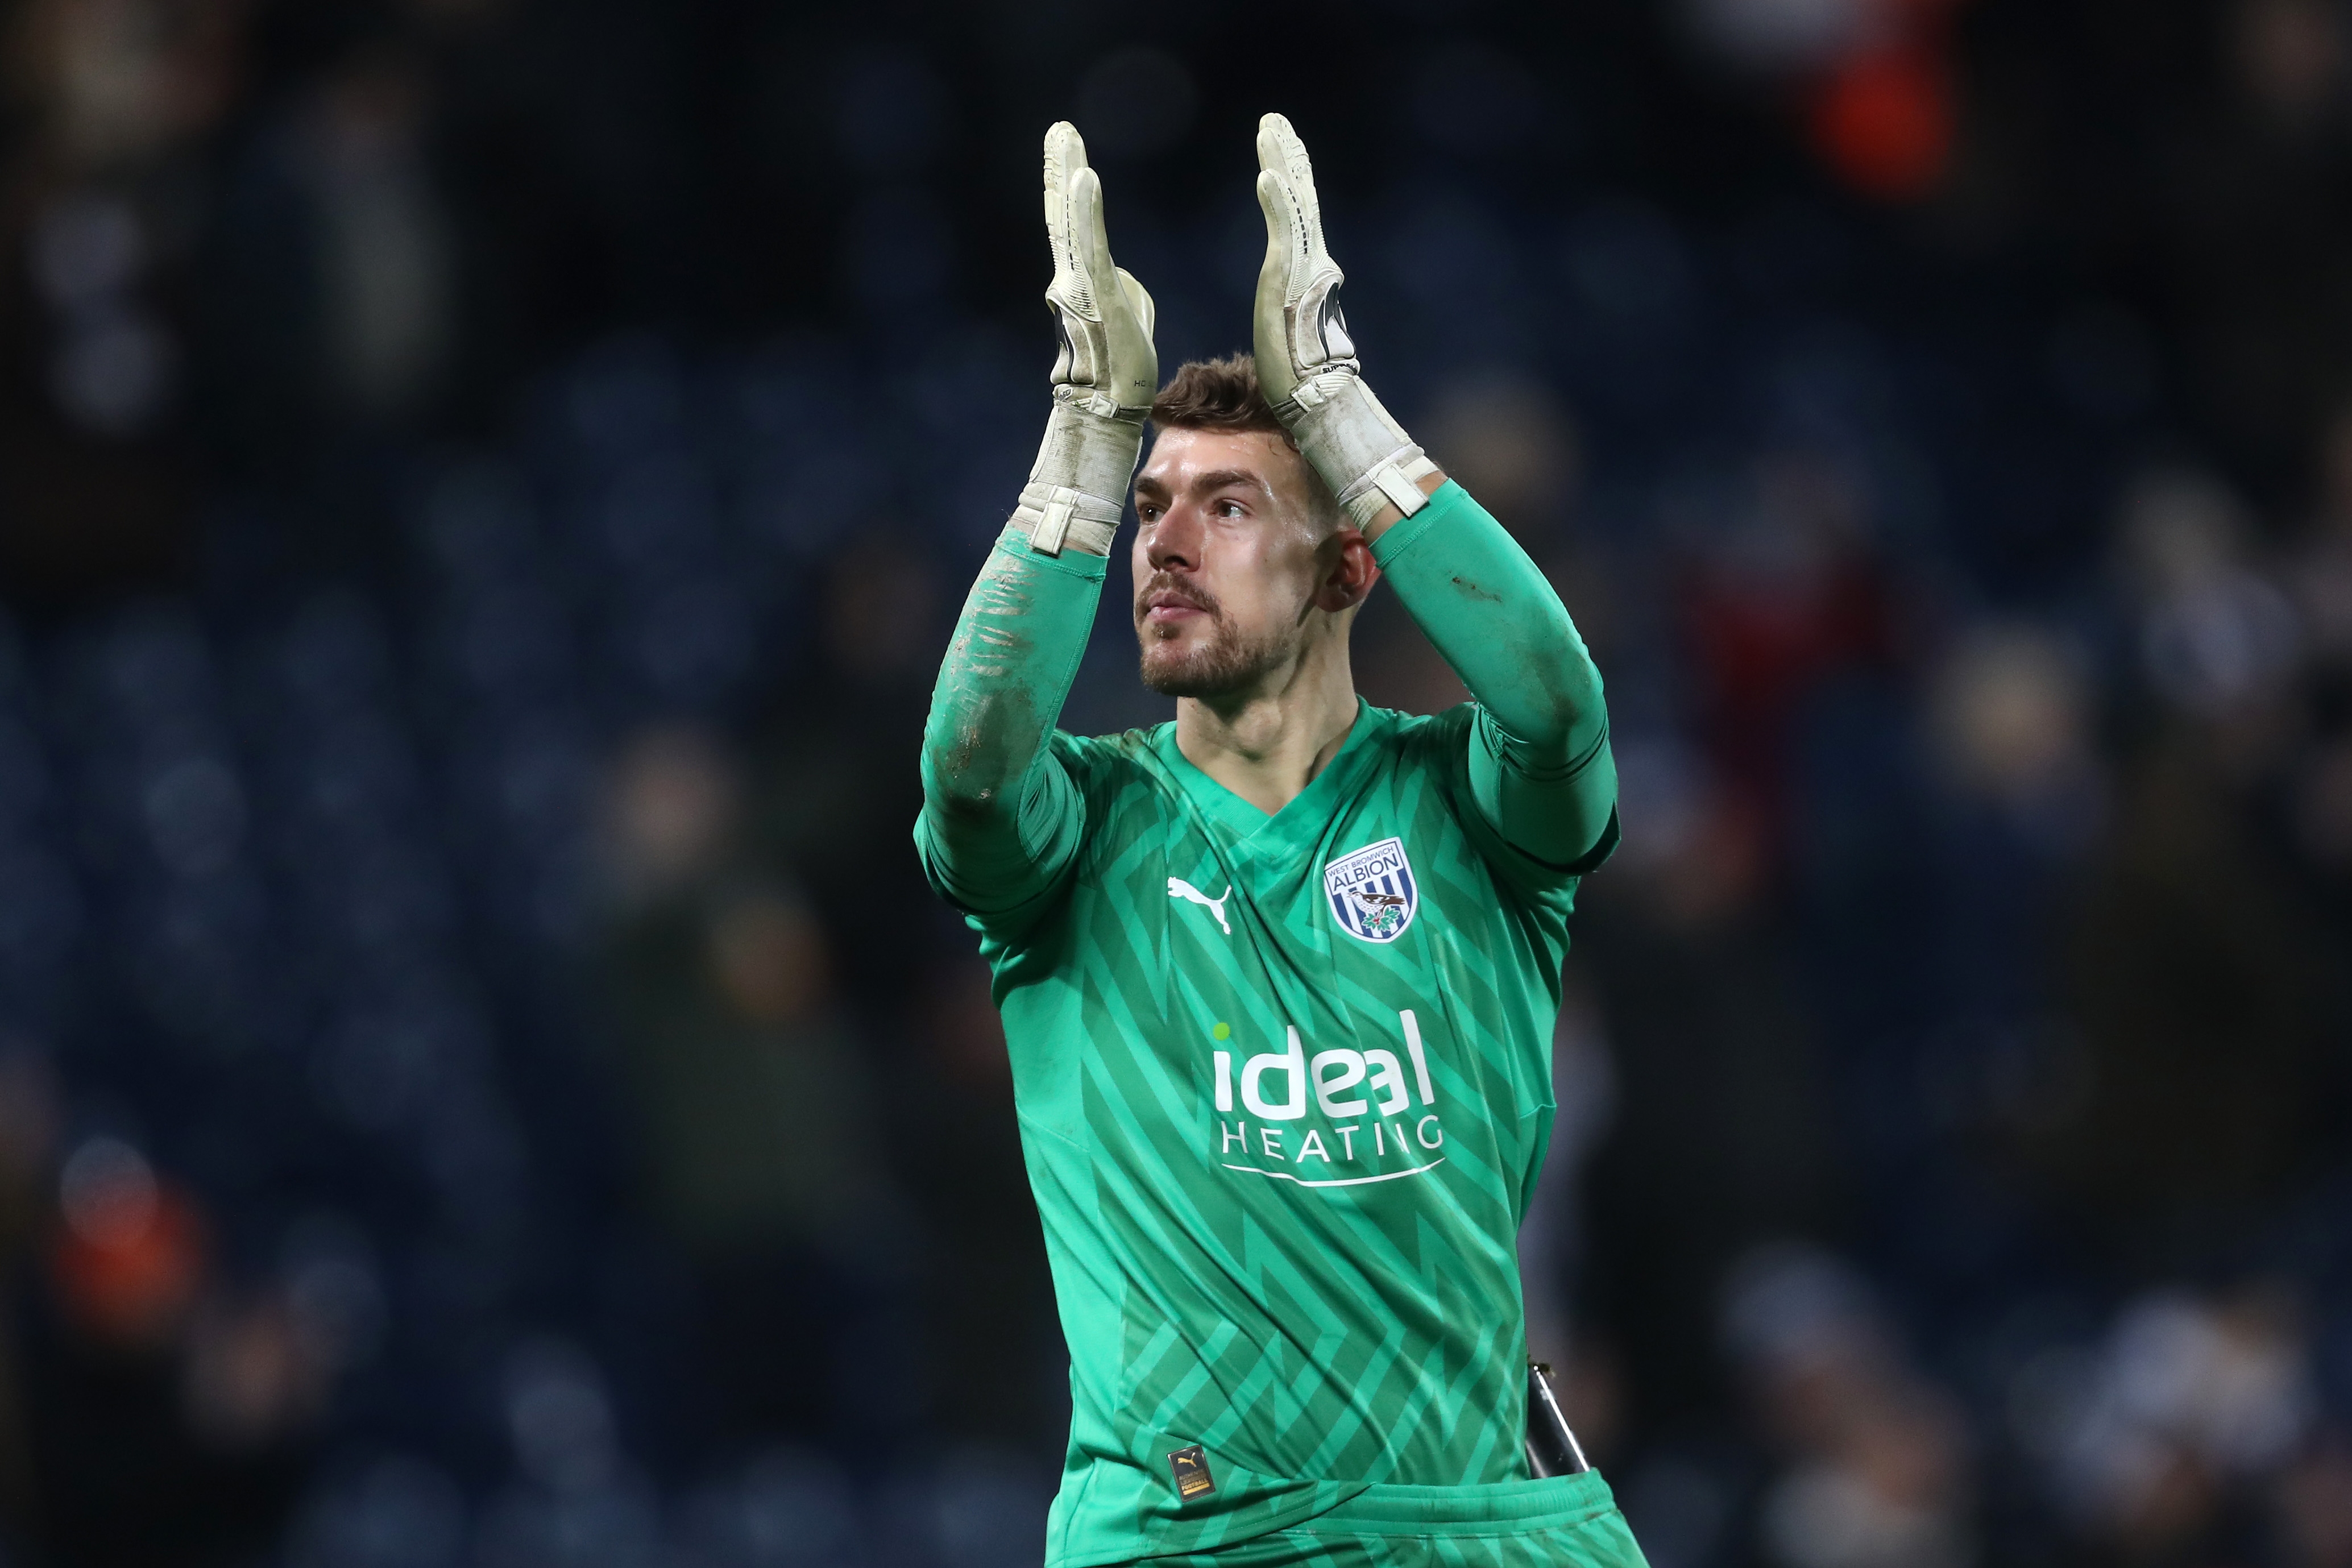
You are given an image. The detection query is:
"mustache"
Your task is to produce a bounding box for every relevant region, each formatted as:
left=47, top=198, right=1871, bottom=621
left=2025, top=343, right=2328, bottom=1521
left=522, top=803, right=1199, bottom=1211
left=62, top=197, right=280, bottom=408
left=1134, top=574, right=1221, bottom=624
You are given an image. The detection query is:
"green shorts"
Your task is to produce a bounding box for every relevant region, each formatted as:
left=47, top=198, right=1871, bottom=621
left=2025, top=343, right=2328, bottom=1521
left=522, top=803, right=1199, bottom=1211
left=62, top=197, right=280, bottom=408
left=1144, top=1473, right=1647, bottom=1568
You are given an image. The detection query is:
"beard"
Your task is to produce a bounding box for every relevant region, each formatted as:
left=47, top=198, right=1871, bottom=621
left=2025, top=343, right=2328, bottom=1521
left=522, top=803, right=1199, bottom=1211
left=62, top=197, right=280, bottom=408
left=1135, top=576, right=1293, bottom=698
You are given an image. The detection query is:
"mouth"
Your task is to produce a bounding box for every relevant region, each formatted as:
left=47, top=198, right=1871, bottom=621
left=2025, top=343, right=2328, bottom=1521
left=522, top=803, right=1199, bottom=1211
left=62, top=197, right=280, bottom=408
left=1138, top=582, right=1215, bottom=628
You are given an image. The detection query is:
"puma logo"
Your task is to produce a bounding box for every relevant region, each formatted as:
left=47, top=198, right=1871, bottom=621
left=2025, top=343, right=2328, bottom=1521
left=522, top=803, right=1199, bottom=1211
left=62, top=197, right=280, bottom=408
left=1167, top=878, right=1232, bottom=936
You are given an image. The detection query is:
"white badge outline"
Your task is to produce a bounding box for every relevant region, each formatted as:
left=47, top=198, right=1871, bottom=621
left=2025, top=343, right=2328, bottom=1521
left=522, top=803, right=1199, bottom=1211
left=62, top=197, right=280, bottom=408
left=1321, top=836, right=1418, bottom=944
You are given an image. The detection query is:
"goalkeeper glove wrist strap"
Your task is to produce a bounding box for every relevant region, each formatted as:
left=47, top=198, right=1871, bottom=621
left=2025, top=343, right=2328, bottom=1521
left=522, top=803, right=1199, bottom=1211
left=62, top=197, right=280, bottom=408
left=1009, top=483, right=1122, bottom=555
left=1276, top=371, right=1440, bottom=529
left=1014, top=397, right=1143, bottom=555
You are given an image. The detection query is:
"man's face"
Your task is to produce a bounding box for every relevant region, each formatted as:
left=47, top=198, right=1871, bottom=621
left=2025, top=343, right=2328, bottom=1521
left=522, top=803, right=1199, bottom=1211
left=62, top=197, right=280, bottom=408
left=1131, top=428, right=1344, bottom=698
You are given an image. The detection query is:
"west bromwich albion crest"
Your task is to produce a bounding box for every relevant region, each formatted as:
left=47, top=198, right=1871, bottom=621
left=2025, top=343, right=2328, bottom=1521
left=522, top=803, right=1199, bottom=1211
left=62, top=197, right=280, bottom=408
left=1324, top=836, right=1418, bottom=944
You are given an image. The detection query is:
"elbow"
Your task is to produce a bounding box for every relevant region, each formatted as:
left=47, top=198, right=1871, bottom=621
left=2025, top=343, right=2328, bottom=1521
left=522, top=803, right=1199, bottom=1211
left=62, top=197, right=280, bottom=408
left=1539, top=634, right=1605, bottom=745
left=1526, top=688, right=1587, bottom=752
left=1509, top=673, right=1600, bottom=754
left=1503, top=617, right=1603, bottom=750
left=920, top=683, right=1043, bottom=823
left=921, top=736, right=1019, bottom=826
left=926, top=775, right=1010, bottom=828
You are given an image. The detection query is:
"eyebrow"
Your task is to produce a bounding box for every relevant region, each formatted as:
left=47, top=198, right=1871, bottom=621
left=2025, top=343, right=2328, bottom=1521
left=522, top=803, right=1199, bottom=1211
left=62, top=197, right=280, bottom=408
left=1191, top=468, right=1270, bottom=497
left=1133, top=468, right=1271, bottom=504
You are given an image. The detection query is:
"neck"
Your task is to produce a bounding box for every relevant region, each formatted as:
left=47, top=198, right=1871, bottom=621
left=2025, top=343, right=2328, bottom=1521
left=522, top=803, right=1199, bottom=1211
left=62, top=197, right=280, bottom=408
left=1173, top=636, right=1360, bottom=816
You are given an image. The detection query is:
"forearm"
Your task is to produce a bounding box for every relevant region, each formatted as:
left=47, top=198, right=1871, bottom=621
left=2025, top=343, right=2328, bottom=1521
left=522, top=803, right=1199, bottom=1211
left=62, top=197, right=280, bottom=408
left=1374, top=482, right=1615, bottom=866
left=917, top=527, right=1106, bottom=910
left=919, top=122, right=1155, bottom=915
left=1375, top=483, right=1603, bottom=752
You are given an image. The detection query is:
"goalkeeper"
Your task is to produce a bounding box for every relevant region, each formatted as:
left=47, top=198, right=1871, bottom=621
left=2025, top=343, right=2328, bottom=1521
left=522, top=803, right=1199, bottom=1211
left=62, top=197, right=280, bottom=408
left=915, top=117, right=1640, bottom=1568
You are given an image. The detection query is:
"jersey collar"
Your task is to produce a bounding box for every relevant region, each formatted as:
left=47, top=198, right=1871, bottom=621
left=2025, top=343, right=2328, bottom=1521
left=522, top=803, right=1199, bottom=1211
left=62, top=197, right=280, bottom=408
left=1154, top=697, right=1391, bottom=856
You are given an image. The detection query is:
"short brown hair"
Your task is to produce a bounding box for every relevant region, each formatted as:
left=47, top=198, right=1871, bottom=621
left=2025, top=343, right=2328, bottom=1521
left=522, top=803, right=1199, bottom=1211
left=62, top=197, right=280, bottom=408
left=1148, top=355, right=1349, bottom=530
left=1149, top=355, right=1297, bottom=449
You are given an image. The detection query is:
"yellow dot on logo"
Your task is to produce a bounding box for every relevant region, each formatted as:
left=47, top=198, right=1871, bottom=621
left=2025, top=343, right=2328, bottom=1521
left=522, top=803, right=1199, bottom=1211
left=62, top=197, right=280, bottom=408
left=1212, top=1022, right=1231, bottom=1040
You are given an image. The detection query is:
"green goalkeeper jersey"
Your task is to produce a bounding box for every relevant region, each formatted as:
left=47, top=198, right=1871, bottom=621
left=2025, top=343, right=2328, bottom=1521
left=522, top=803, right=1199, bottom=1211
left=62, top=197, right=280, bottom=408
left=918, top=481, right=1616, bottom=1567
left=922, top=697, right=1598, bottom=1567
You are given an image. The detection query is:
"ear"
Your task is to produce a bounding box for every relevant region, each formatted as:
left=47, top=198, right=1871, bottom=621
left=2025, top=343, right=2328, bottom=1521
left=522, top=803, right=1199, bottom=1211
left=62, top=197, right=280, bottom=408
left=1314, top=528, right=1380, bottom=614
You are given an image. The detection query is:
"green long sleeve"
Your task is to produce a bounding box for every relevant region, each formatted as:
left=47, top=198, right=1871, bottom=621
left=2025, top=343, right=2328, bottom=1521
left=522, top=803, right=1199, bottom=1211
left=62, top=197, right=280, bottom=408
left=1371, top=482, right=1617, bottom=872
left=915, top=526, right=1107, bottom=918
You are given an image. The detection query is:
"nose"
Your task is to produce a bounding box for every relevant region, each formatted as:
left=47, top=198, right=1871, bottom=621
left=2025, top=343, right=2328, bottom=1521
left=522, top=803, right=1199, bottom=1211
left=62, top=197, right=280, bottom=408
left=1143, top=504, right=1200, bottom=573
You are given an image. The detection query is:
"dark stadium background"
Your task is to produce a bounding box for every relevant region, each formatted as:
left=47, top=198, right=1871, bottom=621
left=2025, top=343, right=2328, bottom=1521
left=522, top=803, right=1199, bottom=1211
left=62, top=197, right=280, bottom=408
left=2, top=1, right=2350, bottom=1564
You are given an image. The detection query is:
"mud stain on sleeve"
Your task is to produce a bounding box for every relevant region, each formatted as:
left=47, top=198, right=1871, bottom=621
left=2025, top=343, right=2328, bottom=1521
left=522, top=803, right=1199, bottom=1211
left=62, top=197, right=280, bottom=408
left=1449, top=574, right=1503, bottom=604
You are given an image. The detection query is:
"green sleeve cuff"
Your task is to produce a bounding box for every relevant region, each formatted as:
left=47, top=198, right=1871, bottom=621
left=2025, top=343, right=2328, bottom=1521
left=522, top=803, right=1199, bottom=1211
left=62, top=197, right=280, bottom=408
left=994, top=522, right=1111, bottom=582
left=1368, top=480, right=1475, bottom=568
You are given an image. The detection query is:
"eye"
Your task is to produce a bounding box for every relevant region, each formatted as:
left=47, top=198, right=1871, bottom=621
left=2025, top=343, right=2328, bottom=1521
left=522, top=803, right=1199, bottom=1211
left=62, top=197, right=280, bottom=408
left=1216, top=500, right=1245, bottom=518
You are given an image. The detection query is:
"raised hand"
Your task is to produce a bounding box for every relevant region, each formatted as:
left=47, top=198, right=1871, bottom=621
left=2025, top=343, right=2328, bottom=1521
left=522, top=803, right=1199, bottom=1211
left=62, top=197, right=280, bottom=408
left=1019, top=122, right=1156, bottom=556
left=1248, top=114, right=1437, bottom=531
left=1252, top=111, right=1354, bottom=409
left=1043, top=122, right=1158, bottom=417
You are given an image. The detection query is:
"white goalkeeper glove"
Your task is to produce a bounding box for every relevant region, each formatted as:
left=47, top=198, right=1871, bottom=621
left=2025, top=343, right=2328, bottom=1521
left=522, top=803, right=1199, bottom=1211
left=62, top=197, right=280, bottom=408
left=1011, top=122, right=1158, bottom=557
left=1252, top=113, right=1438, bottom=530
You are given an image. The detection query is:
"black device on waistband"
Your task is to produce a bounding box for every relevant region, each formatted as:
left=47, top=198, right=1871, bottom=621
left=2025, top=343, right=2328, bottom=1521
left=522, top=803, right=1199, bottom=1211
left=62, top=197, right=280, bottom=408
left=1525, top=1359, right=1591, bottom=1479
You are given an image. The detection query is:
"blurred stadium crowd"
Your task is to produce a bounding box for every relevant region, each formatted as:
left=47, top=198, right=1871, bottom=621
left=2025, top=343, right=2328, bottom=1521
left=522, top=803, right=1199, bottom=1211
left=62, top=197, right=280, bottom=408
left=2, top=1, right=2351, bottom=1566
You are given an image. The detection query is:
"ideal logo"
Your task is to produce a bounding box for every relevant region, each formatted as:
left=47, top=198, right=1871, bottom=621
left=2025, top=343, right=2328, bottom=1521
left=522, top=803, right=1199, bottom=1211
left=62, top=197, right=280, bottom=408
left=1208, top=1011, right=1445, bottom=1189
left=1324, top=837, right=1417, bottom=944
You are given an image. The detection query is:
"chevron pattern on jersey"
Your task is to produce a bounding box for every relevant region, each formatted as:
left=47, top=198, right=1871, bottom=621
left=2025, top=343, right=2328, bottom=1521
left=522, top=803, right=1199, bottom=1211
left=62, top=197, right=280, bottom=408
left=947, top=704, right=1594, bottom=1568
